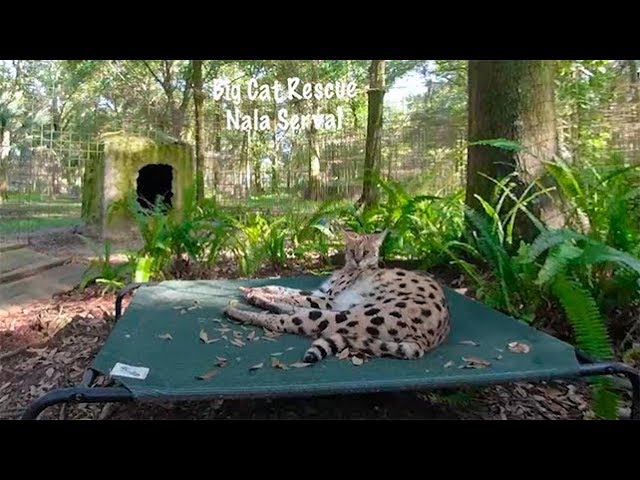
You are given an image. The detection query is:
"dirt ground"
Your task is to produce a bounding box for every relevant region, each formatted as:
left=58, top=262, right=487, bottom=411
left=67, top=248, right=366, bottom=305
left=0, top=228, right=633, bottom=420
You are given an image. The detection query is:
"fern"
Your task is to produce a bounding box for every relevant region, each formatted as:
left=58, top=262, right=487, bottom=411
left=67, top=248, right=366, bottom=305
left=549, top=273, right=613, bottom=360
left=529, top=228, right=583, bottom=259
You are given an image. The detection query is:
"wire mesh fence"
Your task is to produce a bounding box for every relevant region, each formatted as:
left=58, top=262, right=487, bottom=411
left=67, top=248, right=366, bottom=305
left=2, top=78, right=640, bottom=247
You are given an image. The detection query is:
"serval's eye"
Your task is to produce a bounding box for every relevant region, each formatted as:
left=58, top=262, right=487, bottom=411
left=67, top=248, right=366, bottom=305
left=363, top=250, right=370, bottom=256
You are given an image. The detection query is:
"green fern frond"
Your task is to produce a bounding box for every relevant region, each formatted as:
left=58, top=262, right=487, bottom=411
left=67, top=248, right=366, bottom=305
left=550, top=273, right=613, bottom=360
left=529, top=228, right=584, bottom=260
left=590, top=377, right=619, bottom=420
left=577, top=243, right=640, bottom=277
left=537, top=243, right=584, bottom=285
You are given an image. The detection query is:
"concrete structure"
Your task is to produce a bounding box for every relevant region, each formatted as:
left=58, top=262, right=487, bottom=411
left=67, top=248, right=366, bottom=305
left=81, top=133, right=194, bottom=239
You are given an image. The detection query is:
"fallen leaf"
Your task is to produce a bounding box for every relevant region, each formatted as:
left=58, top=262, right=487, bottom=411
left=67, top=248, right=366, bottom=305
left=462, top=356, right=491, bottom=368
left=459, top=340, right=479, bottom=346
left=249, top=362, right=264, bottom=371
left=285, top=347, right=295, bottom=351
left=351, top=356, right=364, bottom=366
left=262, top=337, right=276, bottom=342
left=196, top=370, right=218, bottom=380
left=495, top=354, right=503, bottom=360
left=270, top=352, right=284, bottom=356
left=0, top=394, right=8, bottom=404
left=199, top=329, right=210, bottom=343
left=158, top=333, right=173, bottom=341
left=217, top=327, right=231, bottom=333
left=271, top=357, right=289, bottom=370
left=215, top=358, right=228, bottom=368
left=444, top=361, right=454, bottom=368
left=231, top=338, right=246, bottom=347
left=247, top=331, right=256, bottom=341
left=337, top=349, right=350, bottom=360
left=211, top=319, right=223, bottom=324
left=45, top=367, right=54, bottom=378
left=508, top=341, right=531, bottom=354
left=180, top=310, right=187, bottom=315
left=1, top=382, right=11, bottom=392
left=289, top=362, right=312, bottom=368
left=233, top=331, right=244, bottom=339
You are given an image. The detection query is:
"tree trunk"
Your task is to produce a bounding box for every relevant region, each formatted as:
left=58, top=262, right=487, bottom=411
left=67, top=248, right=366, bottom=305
left=628, top=60, right=639, bottom=103
left=0, top=126, right=10, bottom=202
left=358, top=60, right=386, bottom=208
left=306, top=125, right=321, bottom=201
left=191, top=60, right=205, bottom=202
left=466, top=60, right=561, bottom=240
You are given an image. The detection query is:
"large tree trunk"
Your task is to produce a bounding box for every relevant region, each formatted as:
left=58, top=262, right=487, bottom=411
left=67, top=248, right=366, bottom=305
left=358, top=60, right=386, bottom=208
left=191, top=60, right=205, bottom=202
left=466, top=60, right=561, bottom=239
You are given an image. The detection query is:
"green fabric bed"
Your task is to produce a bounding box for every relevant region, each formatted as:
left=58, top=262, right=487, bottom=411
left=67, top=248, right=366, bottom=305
left=21, top=275, right=640, bottom=419
left=91, top=276, right=581, bottom=399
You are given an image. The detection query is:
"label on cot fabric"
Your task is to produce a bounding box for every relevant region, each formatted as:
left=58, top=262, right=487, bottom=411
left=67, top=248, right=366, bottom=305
left=110, top=363, right=150, bottom=380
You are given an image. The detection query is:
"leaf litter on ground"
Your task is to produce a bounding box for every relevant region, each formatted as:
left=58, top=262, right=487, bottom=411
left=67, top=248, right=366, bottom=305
left=249, top=362, right=264, bottom=371
left=158, top=333, right=173, bottom=341
left=459, top=340, right=479, bottom=346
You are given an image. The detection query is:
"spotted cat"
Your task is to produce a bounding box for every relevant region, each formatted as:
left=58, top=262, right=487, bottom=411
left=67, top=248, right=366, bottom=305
left=223, top=230, right=451, bottom=364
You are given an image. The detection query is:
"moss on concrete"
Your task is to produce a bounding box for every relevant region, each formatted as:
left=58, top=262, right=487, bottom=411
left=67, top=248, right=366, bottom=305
left=81, top=132, right=194, bottom=239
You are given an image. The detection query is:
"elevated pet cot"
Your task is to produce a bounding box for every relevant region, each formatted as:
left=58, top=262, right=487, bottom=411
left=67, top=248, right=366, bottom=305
left=21, top=276, right=640, bottom=420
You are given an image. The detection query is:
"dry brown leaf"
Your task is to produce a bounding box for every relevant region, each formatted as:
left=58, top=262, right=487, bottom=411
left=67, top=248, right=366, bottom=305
left=289, top=362, right=311, bottom=368
left=199, top=329, right=210, bottom=343
left=444, top=361, right=454, bottom=368
left=337, top=349, right=350, bottom=360
left=196, top=370, right=218, bottom=380
left=1, top=382, right=12, bottom=392
left=231, top=339, right=246, bottom=347
left=351, top=356, right=364, bottom=366
left=271, top=357, right=289, bottom=370
left=270, top=352, right=284, bottom=357
left=0, top=394, right=8, bottom=404
left=508, top=341, right=531, bottom=354
left=462, top=356, right=491, bottom=368
left=495, top=354, right=503, bottom=360
left=217, top=327, right=231, bottom=333
left=459, top=340, right=479, bottom=346
left=158, top=333, right=173, bottom=341
left=211, top=319, right=223, bottom=324
left=249, top=362, right=264, bottom=371
left=262, top=337, right=276, bottom=342
left=247, top=331, right=256, bottom=341
left=285, top=347, right=295, bottom=351
left=45, top=367, right=54, bottom=378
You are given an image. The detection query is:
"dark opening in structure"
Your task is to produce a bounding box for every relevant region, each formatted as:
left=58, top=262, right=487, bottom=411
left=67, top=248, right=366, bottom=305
left=136, top=164, right=174, bottom=210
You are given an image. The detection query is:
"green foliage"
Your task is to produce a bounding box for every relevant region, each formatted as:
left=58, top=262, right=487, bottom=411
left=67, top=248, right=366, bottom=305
left=79, top=237, right=132, bottom=293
